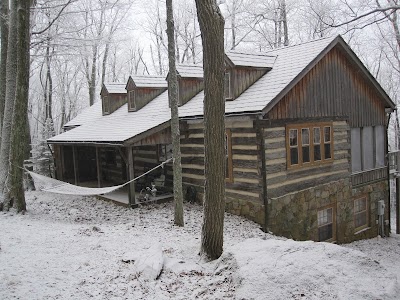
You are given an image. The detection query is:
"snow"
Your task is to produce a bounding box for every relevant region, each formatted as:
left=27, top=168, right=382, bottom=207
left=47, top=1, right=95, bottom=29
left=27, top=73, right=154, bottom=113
left=1, top=191, right=400, bottom=299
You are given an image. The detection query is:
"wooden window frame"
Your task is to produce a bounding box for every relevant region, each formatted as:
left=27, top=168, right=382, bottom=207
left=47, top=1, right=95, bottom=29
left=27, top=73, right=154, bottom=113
left=354, top=196, right=369, bottom=231
left=286, top=123, right=333, bottom=169
left=225, top=129, right=233, bottom=182
left=128, top=90, right=136, bottom=111
left=103, top=95, right=110, bottom=114
left=317, top=205, right=336, bottom=242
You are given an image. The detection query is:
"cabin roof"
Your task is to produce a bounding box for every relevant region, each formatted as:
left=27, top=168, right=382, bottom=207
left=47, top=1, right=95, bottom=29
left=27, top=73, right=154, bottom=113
left=63, top=100, right=103, bottom=129
left=176, top=64, right=203, bottom=78
left=48, top=91, right=170, bottom=144
left=130, top=76, right=168, bottom=88
left=225, top=51, right=276, bottom=68
left=103, top=82, right=126, bottom=94
left=50, top=35, right=395, bottom=145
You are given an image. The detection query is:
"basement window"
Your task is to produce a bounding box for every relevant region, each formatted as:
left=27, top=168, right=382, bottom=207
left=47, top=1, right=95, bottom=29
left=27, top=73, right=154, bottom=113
left=286, top=123, right=333, bottom=168
left=354, top=196, right=368, bottom=231
left=318, top=206, right=335, bottom=242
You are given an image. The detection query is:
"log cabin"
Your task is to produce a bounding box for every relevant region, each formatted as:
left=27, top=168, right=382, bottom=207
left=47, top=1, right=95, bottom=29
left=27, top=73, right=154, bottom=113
left=48, top=35, right=395, bottom=243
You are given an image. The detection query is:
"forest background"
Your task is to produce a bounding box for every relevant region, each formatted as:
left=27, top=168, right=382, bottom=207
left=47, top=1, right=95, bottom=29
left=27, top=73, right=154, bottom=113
left=27, top=0, right=400, bottom=163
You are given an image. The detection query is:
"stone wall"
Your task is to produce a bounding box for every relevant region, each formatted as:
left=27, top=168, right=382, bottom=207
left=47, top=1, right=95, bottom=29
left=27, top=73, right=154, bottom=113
left=267, top=178, right=389, bottom=243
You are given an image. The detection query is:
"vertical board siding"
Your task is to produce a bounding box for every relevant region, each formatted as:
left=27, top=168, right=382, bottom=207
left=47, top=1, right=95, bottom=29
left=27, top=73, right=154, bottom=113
left=232, top=67, right=266, bottom=99
left=133, top=88, right=166, bottom=111
left=267, top=48, right=386, bottom=127
left=178, top=78, right=204, bottom=106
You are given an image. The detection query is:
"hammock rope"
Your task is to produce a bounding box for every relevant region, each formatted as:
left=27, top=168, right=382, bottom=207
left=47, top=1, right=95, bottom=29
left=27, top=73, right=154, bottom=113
left=26, top=158, right=173, bottom=196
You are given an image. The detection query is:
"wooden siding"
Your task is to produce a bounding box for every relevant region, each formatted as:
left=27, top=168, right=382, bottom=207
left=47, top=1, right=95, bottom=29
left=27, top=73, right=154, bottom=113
left=178, top=78, right=203, bottom=106
left=103, top=93, right=127, bottom=115
left=130, top=87, right=166, bottom=112
left=351, top=167, right=387, bottom=186
left=180, top=120, right=263, bottom=203
left=265, top=120, right=351, bottom=199
left=266, top=47, right=386, bottom=128
left=230, top=67, right=267, bottom=100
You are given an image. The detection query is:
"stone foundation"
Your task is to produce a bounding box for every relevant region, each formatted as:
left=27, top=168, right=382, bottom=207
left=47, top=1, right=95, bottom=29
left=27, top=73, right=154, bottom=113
left=268, top=178, right=389, bottom=243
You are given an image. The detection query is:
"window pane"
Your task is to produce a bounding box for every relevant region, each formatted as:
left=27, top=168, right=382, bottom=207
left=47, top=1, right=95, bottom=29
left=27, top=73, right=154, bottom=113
left=319, top=224, right=333, bottom=241
left=302, top=146, right=310, bottom=163
left=324, top=144, right=331, bottom=159
left=314, top=127, right=321, bottom=144
left=290, top=148, right=299, bottom=165
left=302, top=128, right=310, bottom=145
left=129, top=91, right=135, bottom=109
left=324, top=126, right=331, bottom=142
left=314, top=145, right=321, bottom=161
left=289, top=129, right=298, bottom=146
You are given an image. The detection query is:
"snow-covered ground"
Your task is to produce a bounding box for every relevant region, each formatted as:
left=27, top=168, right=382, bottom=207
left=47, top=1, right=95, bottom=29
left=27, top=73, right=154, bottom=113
left=1, top=191, right=399, bottom=299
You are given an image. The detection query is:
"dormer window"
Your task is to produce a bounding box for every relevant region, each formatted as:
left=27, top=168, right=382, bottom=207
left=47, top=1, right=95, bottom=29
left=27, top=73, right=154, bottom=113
left=225, top=72, right=232, bottom=100
left=128, top=90, right=136, bottom=111
left=103, top=96, right=110, bottom=114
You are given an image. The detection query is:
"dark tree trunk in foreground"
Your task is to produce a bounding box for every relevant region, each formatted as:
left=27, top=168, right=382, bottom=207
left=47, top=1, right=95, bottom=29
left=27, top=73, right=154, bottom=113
left=0, top=0, right=9, bottom=144
left=195, top=0, right=225, bottom=260
left=166, top=0, right=184, bottom=227
left=8, top=0, right=31, bottom=212
left=0, top=0, right=18, bottom=208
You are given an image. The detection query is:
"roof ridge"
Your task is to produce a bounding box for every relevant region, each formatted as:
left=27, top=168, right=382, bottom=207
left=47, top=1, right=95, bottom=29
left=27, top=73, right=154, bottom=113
left=265, top=35, right=338, bottom=53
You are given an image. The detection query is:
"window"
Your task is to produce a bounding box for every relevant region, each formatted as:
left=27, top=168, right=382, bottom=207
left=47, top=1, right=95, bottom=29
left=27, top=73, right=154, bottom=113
left=224, top=72, right=232, bottom=100
left=128, top=90, right=136, bottom=110
left=351, top=126, right=386, bottom=173
left=354, top=196, right=368, bottom=230
left=318, top=207, right=335, bottom=242
left=103, top=96, right=109, bottom=114
left=159, top=144, right=172, bottom=161
left=225, top=129, right=233, bottom=182
left=287, top=123, right=333, bottom=168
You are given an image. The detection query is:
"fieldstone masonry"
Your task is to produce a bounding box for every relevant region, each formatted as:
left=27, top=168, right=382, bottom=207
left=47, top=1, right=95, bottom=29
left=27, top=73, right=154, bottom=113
left=268, top=178, right=389, bottom=243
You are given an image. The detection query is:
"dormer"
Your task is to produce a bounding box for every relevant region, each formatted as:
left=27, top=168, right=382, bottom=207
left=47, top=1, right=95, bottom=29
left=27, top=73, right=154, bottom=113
left=126, top=76, right=167, bottom=112
left=100, top=83, right=127, bottom=115
left=224, top=52, right=276, bottom=100
left=174, top=64, right=204, bottom=107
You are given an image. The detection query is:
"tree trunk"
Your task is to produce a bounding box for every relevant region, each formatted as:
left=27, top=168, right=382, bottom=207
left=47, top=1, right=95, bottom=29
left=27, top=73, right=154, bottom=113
left=0, top=0, right=9, bottom=145
left=281, top=0, right=289, bottom=46
left=166, top=0, right=184, bottom=227
left=195, top=0, right=225, bottom=260
left=9, top=0, right=31, bottom=212
left=0, top=0, right=18, bottom=207
left=89, top=45, right=97, bottom=106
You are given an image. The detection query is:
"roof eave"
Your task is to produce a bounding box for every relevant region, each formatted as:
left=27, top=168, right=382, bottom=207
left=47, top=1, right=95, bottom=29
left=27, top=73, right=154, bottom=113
left=262, top=35, right=395, bottom=117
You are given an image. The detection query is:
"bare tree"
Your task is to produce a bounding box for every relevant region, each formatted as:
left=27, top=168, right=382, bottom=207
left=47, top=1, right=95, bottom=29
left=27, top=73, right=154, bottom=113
left=8, top=0, right=32, bottom=212
left=166, top=0, right=184, bottom=227
left=195, top=0, right=225, bottom=260
left=0, top=0, right=9, bottom=144
left=0, top=0, right=18, bottom=207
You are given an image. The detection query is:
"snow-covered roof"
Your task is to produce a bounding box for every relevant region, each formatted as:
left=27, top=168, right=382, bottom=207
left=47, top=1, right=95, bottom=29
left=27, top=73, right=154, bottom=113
left=226, top=51, right=276, bottom=68
left=49, top=91, right=170, bottom=144
left=51, top=35, right=394, bottom=144
left=63, top=100, right=103, bottom=128
left=131, top=76, right=167, bottom=88
left=176, top=64, right=203, bottom=78
left=179, top=36, right=337, bottom=117
left=103, top=83, right=126, bottom=94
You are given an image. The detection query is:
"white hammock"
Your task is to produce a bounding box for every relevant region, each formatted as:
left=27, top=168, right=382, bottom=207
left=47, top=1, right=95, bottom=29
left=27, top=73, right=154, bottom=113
left=26, top=158, right=172, bottom=196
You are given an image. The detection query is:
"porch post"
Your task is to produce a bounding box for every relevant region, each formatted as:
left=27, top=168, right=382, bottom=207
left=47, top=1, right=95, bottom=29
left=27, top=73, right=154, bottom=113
left=396, top=177, right=400, bottom=234
left=128, top=146, right=136, bottom=206
left=72, top=146, right=79, bottom=185
left=96, top=147, right=102, bottom=188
